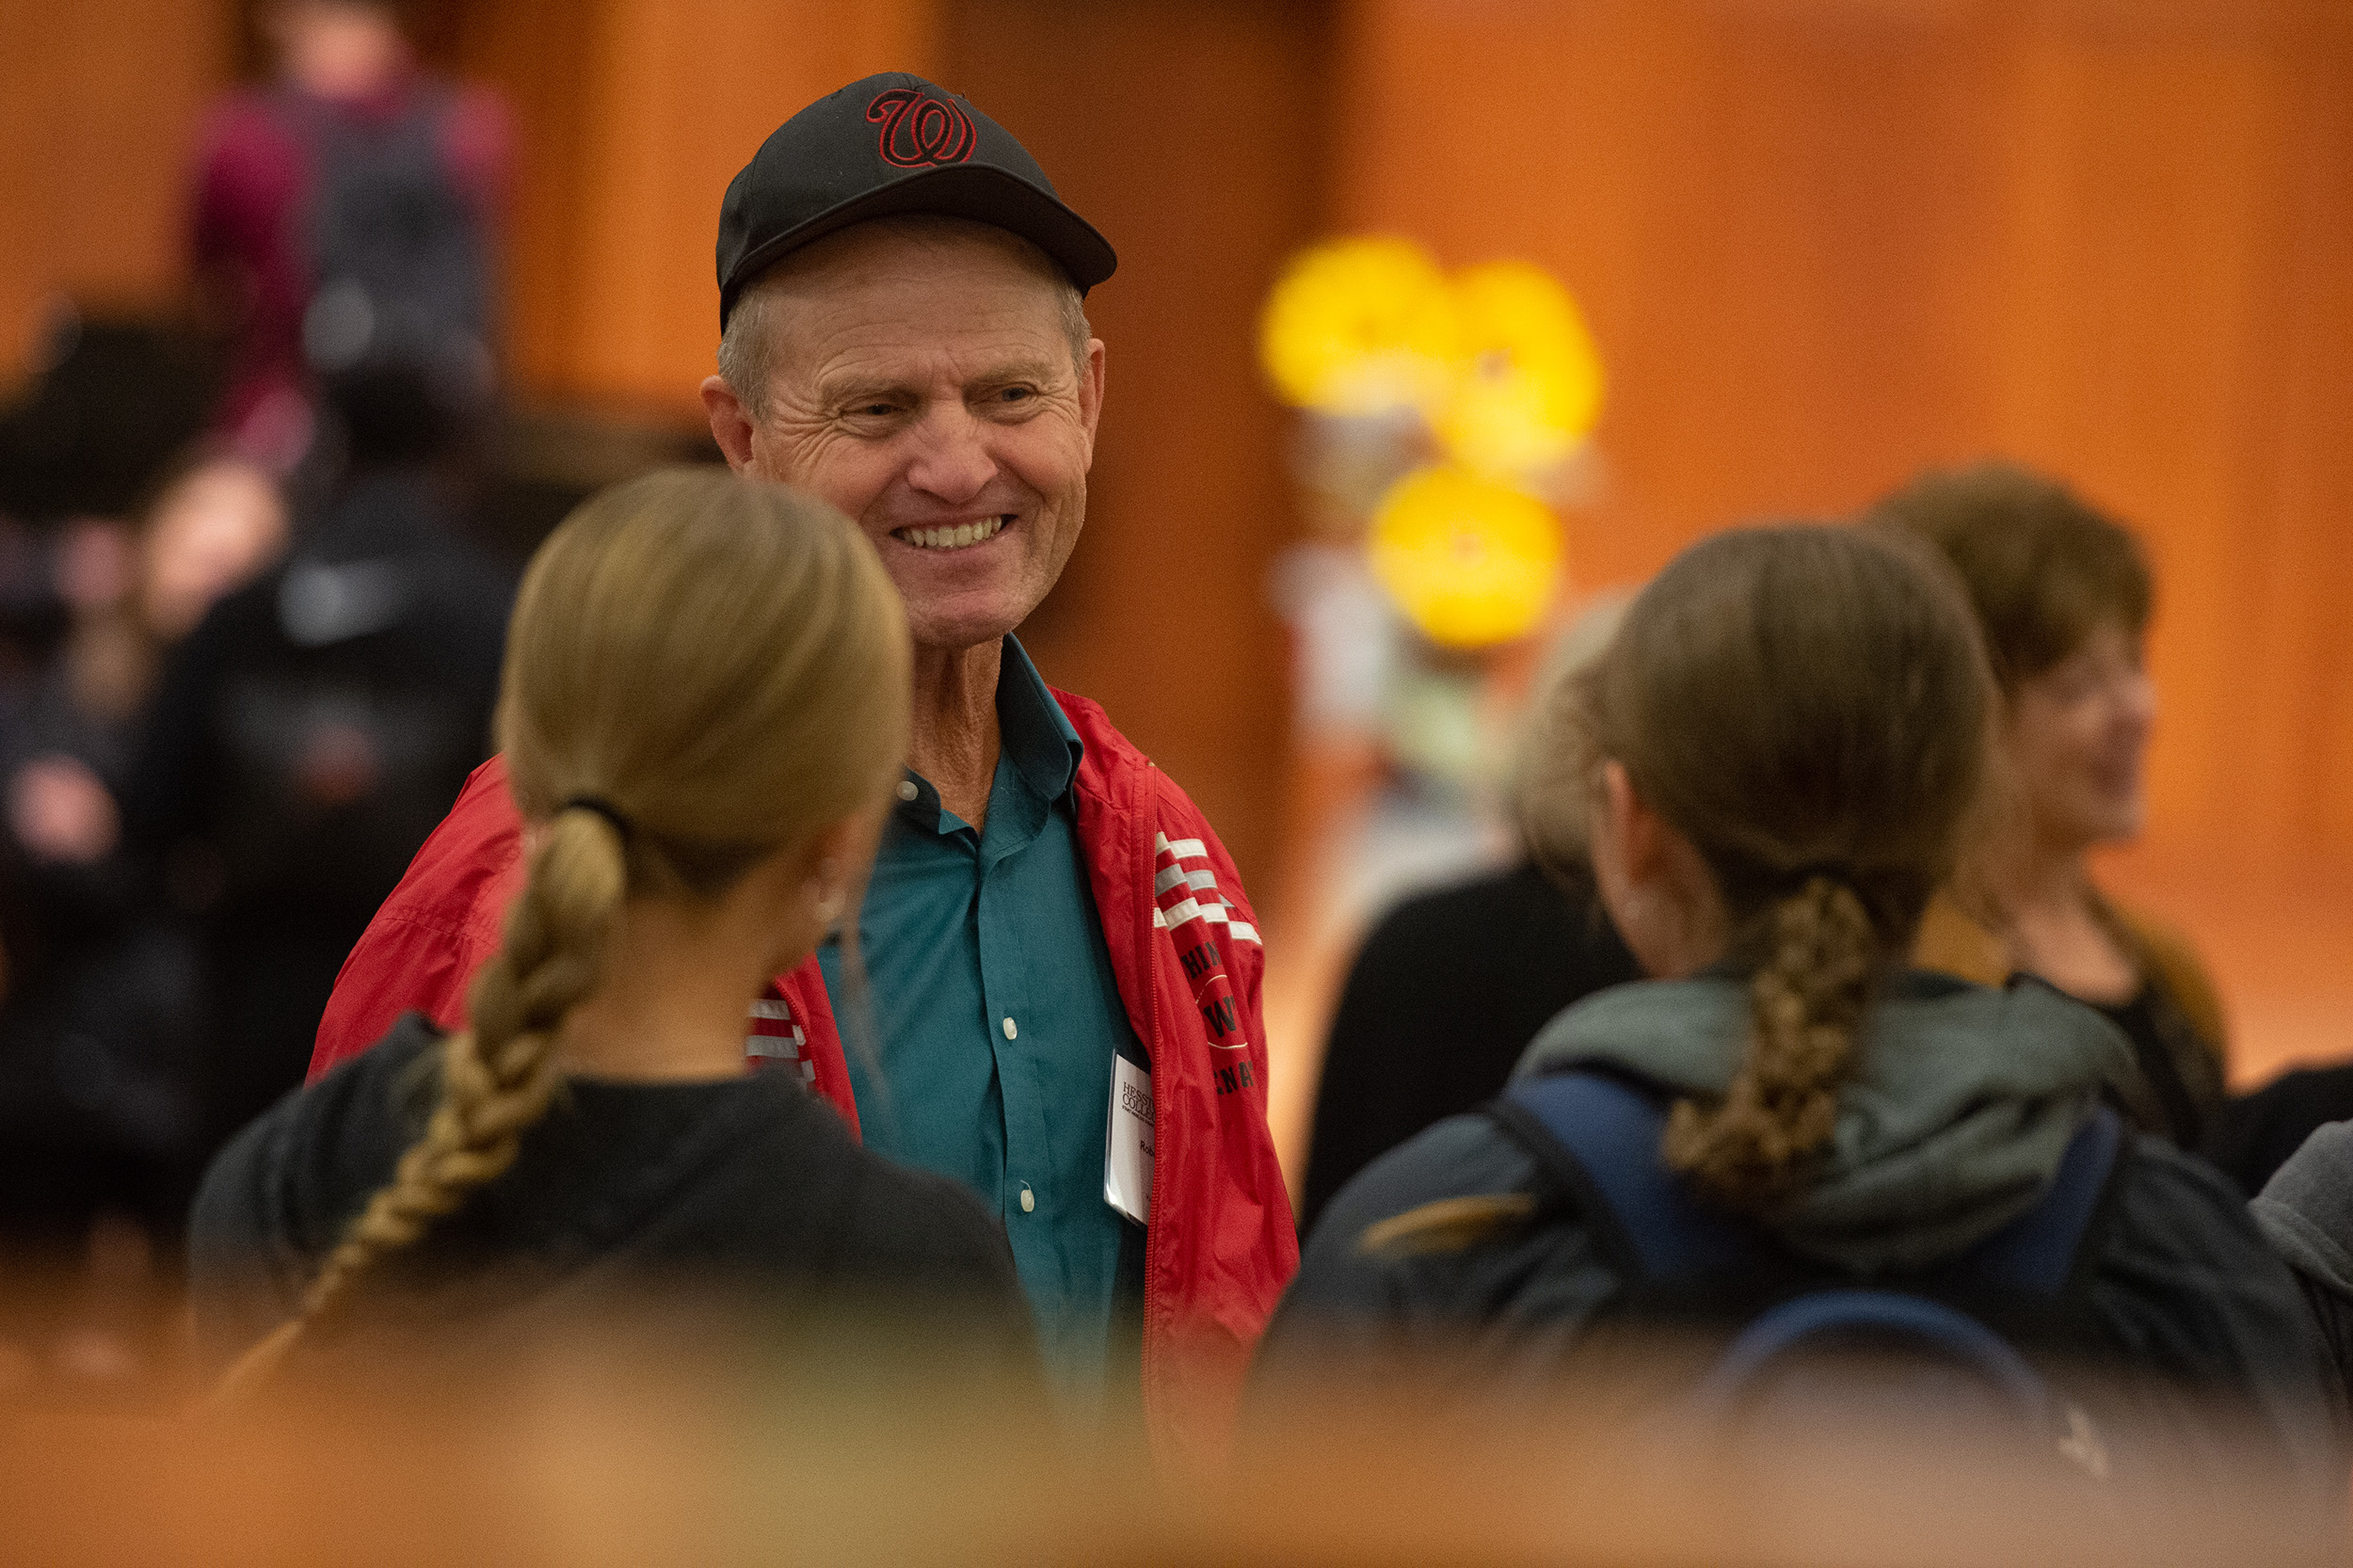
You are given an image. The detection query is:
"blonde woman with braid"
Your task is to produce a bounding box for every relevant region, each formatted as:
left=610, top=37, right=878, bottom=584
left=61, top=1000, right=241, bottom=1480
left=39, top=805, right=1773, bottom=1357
left=1258, top=526, right=2337, bottom=1482
left=188, top=469, right=1028, bottom=1388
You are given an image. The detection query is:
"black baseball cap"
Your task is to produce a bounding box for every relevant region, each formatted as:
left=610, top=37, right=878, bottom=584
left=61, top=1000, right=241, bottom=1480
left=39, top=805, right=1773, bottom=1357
left=715, top=72, right=1117, bottom=330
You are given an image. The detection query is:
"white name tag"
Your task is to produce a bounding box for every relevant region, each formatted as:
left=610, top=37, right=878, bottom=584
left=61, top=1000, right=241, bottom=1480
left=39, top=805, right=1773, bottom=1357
left=1104, top=1054, right=1153, bottom=1225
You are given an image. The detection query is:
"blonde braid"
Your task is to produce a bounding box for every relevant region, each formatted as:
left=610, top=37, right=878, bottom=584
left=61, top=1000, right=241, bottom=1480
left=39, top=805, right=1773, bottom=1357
left=213, top=810, right=626, bottom=1401
left=1663, top=874, right=1878, bottom=1211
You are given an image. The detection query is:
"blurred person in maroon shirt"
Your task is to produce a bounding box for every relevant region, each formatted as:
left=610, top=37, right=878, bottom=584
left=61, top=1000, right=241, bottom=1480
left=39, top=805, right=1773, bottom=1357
left=191, top=0, right=509, bottom=474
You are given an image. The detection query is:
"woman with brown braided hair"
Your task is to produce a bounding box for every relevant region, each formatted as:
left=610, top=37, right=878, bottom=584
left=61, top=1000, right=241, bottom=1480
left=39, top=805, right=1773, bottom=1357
left=188, top=468, right=1028, bottom=1390
left=1257, top=525, right=2336, bottom=1479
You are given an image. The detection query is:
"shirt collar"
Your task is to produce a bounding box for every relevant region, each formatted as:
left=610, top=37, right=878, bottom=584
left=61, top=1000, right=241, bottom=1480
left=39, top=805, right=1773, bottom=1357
left=995, top=634, right=1083, bottom=803
left=891, top=635, right=1082, bottom=833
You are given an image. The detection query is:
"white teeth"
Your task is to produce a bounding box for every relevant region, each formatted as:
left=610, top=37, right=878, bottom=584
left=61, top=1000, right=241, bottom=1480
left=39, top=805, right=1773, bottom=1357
left=898, top=516, right=1006, bottom=551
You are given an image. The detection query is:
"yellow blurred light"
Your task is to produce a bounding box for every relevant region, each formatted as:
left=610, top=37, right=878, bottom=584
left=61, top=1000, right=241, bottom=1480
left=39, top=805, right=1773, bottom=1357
left=1259, top=237, right=1458, bottom=416
left=1434, top=261, right=1606, bottom=484
left=1369, top=464, right=1563, bottom=648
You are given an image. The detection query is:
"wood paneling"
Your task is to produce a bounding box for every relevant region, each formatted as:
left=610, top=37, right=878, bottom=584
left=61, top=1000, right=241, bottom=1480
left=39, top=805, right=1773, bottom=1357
left=937, top=0, right=1336, bottom=883
left=1332, top=0, right=2353, bottom=872
left=0, top=0, right=229, bottom=389
left=8, top=0, right=2343, bottom=898
left=455, top=0, right=942, bottom=410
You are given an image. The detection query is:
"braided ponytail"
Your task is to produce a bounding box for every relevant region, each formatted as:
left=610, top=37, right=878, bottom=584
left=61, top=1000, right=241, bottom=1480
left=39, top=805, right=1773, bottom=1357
left=214, top=468, right=909, bottom=1401
left=1663, top=874, right=1876, bottom=1209
left=215, top=810, right=625, bottom=1400
left=1567, top=525, right=1995, bottom=1215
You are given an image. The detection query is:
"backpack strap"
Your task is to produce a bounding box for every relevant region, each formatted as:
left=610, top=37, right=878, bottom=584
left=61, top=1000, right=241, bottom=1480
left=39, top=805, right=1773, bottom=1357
left=1938, top=1105, right=2129, bottom=1298
left=1487, top=1068, right=1763, bottom=1286
left=1694, top=1288, right=2057, bottom=1425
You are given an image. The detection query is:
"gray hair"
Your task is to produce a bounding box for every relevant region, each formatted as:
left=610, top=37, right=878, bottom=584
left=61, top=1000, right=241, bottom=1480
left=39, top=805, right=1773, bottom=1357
left=716, top=216, right=1093, bottom=421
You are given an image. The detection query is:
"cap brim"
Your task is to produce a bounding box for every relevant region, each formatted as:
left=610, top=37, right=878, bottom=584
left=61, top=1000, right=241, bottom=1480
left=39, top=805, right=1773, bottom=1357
left=720, top=166, right=1117, bottom=328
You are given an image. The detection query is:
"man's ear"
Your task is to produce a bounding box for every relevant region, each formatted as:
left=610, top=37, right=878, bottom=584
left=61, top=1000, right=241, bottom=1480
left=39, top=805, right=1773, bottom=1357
left=1077, top=338, right=1106, bottom=459
left=701, top=376, right=757, bottom=472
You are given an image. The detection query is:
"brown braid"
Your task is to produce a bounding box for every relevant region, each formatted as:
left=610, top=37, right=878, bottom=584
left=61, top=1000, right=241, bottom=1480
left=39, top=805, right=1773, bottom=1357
left=213, top=809, right=625, bottom=1401
left=1561, top=526, right=1995, bottom=1216
left=1663, top=875, right=1878, bottom=1210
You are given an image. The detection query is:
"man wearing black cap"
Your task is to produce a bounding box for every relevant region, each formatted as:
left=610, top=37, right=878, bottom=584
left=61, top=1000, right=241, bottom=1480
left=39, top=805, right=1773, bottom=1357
left=307, top=73, right=1297, bottom=1453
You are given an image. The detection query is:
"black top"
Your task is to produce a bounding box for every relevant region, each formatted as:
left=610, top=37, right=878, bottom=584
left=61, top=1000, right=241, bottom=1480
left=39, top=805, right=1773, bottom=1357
left=187, top=1014, right=1033, bottom=1380
left=2208, top=1064, right=2353, bottom=1198
left=1299, top=859, right=1641, bottom=1234
left=2096, top=986, right=2207, bottom=1148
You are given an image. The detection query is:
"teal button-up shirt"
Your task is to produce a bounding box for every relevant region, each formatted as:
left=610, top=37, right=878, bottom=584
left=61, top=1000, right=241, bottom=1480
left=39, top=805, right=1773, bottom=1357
left=817, top=637, right=1145, bottom=1399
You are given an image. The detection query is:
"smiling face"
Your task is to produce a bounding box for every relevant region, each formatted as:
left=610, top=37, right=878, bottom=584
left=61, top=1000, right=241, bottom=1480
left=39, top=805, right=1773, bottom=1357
left=714, top=219, right=1103, bottom=656
left=2003, top=622, right=2155, bottom=856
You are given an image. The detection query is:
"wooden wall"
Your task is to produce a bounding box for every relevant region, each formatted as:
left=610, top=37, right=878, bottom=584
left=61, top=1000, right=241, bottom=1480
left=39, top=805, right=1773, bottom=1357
left=451, top=0, right=941, bottom=410
left=4, top=0, right=2346, bottom=888
left=938, top=0, right=1335, bottom=882
left=1331, top=0, right=2353, bottom=872
left=0, top=0, right=227, bottom=388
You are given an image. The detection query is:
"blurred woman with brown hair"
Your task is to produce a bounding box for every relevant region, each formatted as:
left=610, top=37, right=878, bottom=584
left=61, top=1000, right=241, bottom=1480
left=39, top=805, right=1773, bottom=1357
left=189, top=469, right=1028, bottom=1391
left=1873, top=462, right=2226, bottom=1148
left=1259, top=525, right=2334, bottom=1479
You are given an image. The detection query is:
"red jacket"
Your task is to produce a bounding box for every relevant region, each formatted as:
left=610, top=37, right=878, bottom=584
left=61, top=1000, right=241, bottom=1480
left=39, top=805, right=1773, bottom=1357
left=309, top=688, right=1298, bottom=1457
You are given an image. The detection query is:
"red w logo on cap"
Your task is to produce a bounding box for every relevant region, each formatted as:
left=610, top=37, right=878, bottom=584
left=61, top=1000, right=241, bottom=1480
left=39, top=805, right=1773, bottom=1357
left=866, top=88, right=978, bottom=168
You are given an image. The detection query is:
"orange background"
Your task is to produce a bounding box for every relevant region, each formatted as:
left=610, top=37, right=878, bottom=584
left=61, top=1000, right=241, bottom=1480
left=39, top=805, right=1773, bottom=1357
left=2, top=0, right=2345, bottom=1083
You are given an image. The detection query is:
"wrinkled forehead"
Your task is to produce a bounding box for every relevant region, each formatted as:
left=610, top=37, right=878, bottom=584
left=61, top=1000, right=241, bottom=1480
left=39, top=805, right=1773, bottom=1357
left=755, top=214, right=1071, bottom=319
left=737, top=215, right=1089, bottom=399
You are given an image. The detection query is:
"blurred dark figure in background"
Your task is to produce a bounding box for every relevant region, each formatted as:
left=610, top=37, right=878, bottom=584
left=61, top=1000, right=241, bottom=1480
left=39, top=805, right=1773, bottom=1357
left=1299, top=604, right=1639, bottom=1234
left=1874, top=465, right=2230, bottom=1150
left=0, top=315, right=264, bottom=1259
left=193, top=0, right=508, bottom=474
left=0, top=312, right=226, bottom=534
left=127, top=360, right=511, bottom=1149
left=2207, top=1065, right=2353, bottom=1200
left=0, top=456, right=287, bottom=1252
left=0, top=317, right=272, bottom=1395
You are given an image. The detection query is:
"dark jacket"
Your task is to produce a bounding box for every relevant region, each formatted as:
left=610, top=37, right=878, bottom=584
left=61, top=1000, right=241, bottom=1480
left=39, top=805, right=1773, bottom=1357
left=1300, top=860, right=1639, bottom=1234
left=188, top=1015, right=1034, bottom=1381
left=1264, top=974, right=2342, bottom=1488
left=0, top=669, right=207, bottom=1240
left=2210, top=1066, right=2353, bottom=1199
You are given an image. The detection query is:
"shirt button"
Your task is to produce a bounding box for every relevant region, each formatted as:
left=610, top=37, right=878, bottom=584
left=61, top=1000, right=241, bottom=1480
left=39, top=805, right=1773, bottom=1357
left=1019, top=1185, right=1035, bottom=1213
left=896, top=779, right=919, bottom=802
left=1002, top=1016, right=1018, bottom=1040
